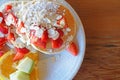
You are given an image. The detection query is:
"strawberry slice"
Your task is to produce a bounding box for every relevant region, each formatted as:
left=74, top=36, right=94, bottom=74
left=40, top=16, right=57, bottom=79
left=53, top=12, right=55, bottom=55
left=5, top=13, right=18, bottom=26
left=57, top=29, right=64, bottom=37
left=34, top=38, right=46, bottom=49
left=41, top=30, right=48, bottom=43
left=0, top=12, right=5, bottom=24
left=67, top=42, right=78, bottom=56
left=57, top=16, right=68, bottom=28
left=5, top=4, right=12, bottom=12
left=0, top=37, right=7, bottom=46
left=52, top=38, right=63, bottom=49
left=0, top=51, right=4, bottom=57
left=13, top=52, right=25, bottom=61
left=0, top=23, right=8, bottom=34
left=13, top=47, right=30, bottom=61
left=7, top=32, right=15, bottom=41
left=15, top=47, right=30, bottom=54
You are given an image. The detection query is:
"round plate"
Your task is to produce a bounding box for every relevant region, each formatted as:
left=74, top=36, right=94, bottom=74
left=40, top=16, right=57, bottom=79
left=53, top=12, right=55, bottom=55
left=0, top=0, right=86, bottom=80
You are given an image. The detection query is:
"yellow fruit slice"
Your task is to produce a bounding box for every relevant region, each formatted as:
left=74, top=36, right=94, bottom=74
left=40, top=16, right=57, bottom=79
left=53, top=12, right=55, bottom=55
left=0, top=50, right=39, bottom=80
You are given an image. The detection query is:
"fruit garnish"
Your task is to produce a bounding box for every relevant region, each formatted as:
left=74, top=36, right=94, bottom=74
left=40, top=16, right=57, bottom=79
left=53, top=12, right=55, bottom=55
left=13, top=52, right=25, bottom=62
left=34, top=38, right=47, bottom=49
left=10, top=71, right=30, bottom=80
left=16, top=57, right=34, bottom=74
left=0, top=23, right=8, bottom=34
left=0, top=51, right=4, bottom=57
left=52, top=38, right=63, bottom=49
left=13, top=47, right=30, bottom=61
left=7, top=32, right=15, bottom=42
left=67, top=42, right=78, bottom=56
left=5, top=4, right=12, bottom=12
left=0, top=12, right=5, bottom=24
left=0, top=37, right=7, bottom=47
left=41, top=30, right=49, bottom=43
left=15, top=47, right=30, bottom=54
left=56, top=29, right=64, bottom=37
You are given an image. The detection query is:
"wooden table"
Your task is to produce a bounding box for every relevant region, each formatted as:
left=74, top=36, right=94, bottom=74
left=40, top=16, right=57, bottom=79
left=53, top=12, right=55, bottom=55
left=66, top=0, right=120, bottom=80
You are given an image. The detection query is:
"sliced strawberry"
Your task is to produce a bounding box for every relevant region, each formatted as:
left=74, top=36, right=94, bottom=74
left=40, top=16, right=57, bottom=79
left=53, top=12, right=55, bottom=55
left=57, top=16, right=68, bottom=28
left=0, top=12, right=5, bottom=24
left=34, top=38, right=46, bottom=49
left=0, top=37, right=7, bottom=46
left=13, top=47, right=30, bottom=61
left=57, top=29, right=64, bottom=37
left=0, top=23, right=8, bottom=34
left=5, top=13, right=18, bottom=26
left=0, top=12, right=3, bottom=17
left=13, top=52, right=25, bottom=61
left=67, top=42, right=78, bottom=56
left=7, top=32, right=15, bottom=41
left=5, top=4, right=12, bottom=12
left=52, top=38, right=63, bottom=49
left=0, top=51, right=4, bottom=57
left=15, top=47, right=30, bottom=54
left=41, top=30, right=49, bottom=43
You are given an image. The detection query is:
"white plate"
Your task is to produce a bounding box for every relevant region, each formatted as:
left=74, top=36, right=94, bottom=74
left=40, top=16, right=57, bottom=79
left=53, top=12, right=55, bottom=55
left=0, top=0, right=86, bottom=80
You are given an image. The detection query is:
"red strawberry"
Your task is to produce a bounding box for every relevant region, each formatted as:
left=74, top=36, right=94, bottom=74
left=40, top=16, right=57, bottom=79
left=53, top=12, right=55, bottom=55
left=5, top=4, right=12, bottom=12
left=57, top=29, right=64, bottom=37
left=13, top=47, right=30, bottom=61
left=52, top=38, right=63, bottom=49
left=34, top=38, right=46, bottom=49
left=41, top=30, right=48, bottom=43
left=0, top=51, right=4, bottom=57
left=13, top=52, right=25, bottom=61
left=0, top=37, right=7, bottom=46
left=7, top=32, right=15, bottom=41
left=67, top=42, right=78, bottom=56
left=0, top=23, right=8, bottom=34
left=0, top=12, right=5, bottom=24
left=15, top=47, right=30, bottom=54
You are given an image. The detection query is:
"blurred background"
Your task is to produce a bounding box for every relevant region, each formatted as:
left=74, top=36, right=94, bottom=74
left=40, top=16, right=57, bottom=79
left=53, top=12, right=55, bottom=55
left=66, top=0, right=120, bottom=80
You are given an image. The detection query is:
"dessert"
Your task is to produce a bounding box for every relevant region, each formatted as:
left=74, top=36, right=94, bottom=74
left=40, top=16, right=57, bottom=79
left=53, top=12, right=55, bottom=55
left=0, top=0, right=78, bottom=80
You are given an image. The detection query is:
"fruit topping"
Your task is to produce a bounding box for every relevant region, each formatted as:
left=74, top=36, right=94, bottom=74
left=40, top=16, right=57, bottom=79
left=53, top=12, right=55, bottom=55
left=67, top=42, right=78, bottom=56
left=52, top=37, right=63, bottom=49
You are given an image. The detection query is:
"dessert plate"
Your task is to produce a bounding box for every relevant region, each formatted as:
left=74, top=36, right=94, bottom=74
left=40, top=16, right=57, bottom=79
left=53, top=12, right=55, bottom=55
left=0, top=0, right=86, bottom=80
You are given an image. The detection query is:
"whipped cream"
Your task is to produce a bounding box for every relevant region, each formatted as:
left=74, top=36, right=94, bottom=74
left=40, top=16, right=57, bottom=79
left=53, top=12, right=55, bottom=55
left=48, top=28, right=59, bottom=40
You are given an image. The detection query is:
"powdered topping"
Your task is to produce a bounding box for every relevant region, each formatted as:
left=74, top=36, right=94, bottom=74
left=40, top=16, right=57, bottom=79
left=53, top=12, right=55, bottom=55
left=0, top=0, right=74, bottom=54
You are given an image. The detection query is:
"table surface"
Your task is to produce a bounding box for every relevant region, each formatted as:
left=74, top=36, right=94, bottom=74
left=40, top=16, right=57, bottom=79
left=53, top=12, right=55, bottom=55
left=66, top=0, right=120, bottom=80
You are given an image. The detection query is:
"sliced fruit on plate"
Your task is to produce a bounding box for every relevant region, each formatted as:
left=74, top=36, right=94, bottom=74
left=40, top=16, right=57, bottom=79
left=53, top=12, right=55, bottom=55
left=52, top=38, right=63, bottom=49
left=16, top=57, right=34, bottom=74
left=13, top=47, right=30, bottom=61
left=4, top=4, right=12, bottom=12
left=34, top=38, right=47, bottom=49
left=41, top=30, right=49, bottom=43
left=67, top=42, right=79, bottom=56
left=10, top=71, right=30, bottom=80
left=0, top=51, right=39, bottom=80
left=0, top=12, right=5, bottom=24
left=0, top=23, right=8, bottom=34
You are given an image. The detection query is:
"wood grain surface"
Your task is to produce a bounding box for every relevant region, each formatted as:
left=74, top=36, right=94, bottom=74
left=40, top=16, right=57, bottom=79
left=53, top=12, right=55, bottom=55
left=66, top=0, right=120, bottom=80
